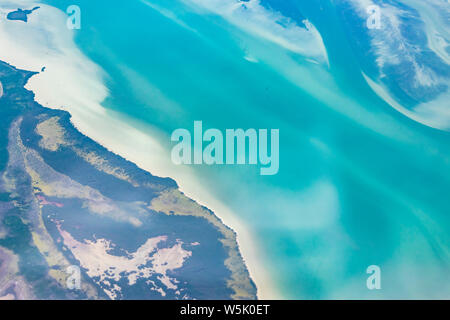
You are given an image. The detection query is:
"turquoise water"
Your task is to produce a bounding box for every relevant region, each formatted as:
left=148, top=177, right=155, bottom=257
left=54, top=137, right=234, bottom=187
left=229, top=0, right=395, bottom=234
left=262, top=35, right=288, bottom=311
left=44, top=0, right=449, bottom=298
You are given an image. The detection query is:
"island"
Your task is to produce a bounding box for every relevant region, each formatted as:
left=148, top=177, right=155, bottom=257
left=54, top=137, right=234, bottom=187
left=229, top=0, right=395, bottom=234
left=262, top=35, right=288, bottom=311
left=6, top=7, right=40, bottom=23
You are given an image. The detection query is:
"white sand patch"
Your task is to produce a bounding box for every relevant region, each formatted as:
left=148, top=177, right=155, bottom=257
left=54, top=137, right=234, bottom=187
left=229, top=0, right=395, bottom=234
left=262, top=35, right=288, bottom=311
left=57, top=223, right=191, bottom=299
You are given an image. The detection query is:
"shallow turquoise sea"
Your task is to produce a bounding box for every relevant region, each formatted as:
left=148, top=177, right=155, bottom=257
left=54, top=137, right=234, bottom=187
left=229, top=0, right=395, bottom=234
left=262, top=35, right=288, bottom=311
left=44, top=0, right=449, bottom=298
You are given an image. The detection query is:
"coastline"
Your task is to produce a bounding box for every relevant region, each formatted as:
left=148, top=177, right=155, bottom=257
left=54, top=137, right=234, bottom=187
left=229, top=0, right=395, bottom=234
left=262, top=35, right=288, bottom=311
left=0, top=2, right=280, bottom=299
left=52, top=106, right=280, bottom=299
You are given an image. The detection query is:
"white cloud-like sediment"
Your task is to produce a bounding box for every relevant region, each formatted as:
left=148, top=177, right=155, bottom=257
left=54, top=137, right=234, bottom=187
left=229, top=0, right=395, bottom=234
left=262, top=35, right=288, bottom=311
left=180, top=0, right=329, bottom=64
left=348, top=0, right=450, bottom=131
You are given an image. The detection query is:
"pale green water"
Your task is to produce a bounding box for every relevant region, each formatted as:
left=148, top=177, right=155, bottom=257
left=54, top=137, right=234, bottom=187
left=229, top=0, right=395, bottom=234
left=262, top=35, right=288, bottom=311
left=45, top=0, right=450, bottom=299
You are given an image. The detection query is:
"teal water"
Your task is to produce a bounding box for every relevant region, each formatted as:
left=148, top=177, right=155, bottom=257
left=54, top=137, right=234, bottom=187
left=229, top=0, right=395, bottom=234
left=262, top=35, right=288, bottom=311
left=44, top=0, right=449, bottom=298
